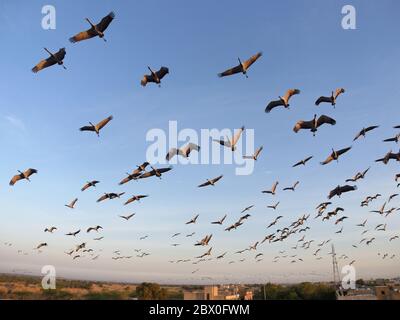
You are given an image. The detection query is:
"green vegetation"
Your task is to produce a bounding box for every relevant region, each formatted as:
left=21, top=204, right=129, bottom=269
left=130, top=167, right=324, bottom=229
left=83, top=291, right=123, bottom=300
left=255, top=282, right=336, bottom=300
left=135, top=282, right=167, bottom=300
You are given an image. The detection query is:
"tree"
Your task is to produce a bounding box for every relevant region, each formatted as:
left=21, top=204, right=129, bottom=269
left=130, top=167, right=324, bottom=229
left=135, top=282, right=167, bottom=300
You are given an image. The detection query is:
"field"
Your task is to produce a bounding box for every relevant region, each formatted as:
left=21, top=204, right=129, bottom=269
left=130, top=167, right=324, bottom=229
left=0, top=273, right=183, bottom=300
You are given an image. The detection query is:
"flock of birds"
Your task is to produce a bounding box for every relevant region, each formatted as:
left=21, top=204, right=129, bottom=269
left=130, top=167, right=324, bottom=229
left=3, top=11, right=400, bottom=283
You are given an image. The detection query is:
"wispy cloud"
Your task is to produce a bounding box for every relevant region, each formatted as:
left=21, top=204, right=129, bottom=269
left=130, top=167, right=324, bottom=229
left=4, top=115, right=26, bottom=132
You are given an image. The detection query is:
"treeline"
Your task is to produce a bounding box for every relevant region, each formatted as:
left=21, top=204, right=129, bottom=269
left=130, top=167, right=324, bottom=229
left=254, top=282, right=336, bottom=300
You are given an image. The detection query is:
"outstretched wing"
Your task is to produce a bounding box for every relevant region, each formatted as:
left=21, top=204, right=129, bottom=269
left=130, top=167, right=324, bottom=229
left=69, top=28, right=97, bottom=43
left=211, top=175, right=223, bottom=184
left=181, top=143, right=200, bottom=157
left=232, top=126, right=244, bottom=146
left=124, top=197, right=135, bottom=205
left=97, top=194, right=108, bottom=202
left=337, top=146, right=352, bottom=156
left=157, top=167, right=172, bottom=174
left=32, top=56, right=57, bottom=73
left=293, top=120, right=313, bottom=133
left=80, top=125, right=95, bottom=132
left=119, top=175, right=133, bottom=185
left=137, top=171, right=155, bottom=179
left=315, top=96, right=332, bottom=106
left=218, top=64, right=242, bottom=77
left=321, top=154, right=334, bottom=165
left=156, top=67, right=169, bottom=80
left=81, top=182, right=90, bottom=191
left=317, top=115, right=336, bottom=127
left=9, top=174, right=23, bottom=186
left=328, top=187, right=339, bottom=199
left=24, top=168, right=38, bottom=178
left=242, top=52, right=263, bottom=70
left=198, top=180, right=210, bottom=188
left=282, top=89, right=301, bottom=103
left=340, top=185, right=357, bottom=193
left=383, top=137, right=397, bottom=142
left=166, top=148, right=178, bottom=161
left=140, top=74, right=153, bottom=86
left=32, top=49, right=66, bottom=73
left=334, top=88, right=345, bottom=99
left=96, top=116, right=113, bottom=130
left=96, top=12, right=115, bottom=32
left=365, top=125, right=379, bottom=132
left=265, top=99, right=284, bottom=113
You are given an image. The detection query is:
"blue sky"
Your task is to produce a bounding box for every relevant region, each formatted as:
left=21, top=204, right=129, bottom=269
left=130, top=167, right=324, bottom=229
left=0, top=0, right=399, bottom=284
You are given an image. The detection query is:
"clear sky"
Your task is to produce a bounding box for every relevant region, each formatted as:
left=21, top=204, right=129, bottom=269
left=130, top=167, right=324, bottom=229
left=0, top=0, right=399, bottom=284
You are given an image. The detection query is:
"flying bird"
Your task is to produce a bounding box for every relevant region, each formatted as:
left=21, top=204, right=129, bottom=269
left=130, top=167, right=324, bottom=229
left=186, top=214, right=199, bottom=225
left=211, top=214, right=227, bottom=225
left=124, top=195, right=149, bottom=205
left=87, top=226, right=103, bottom=233
left=166, top=143, right=200, bottom=161
left=32, top=48, right=66, bottom=73
left=198, top=175, right=223, bottom=188
left=241, top=205, right=254, bottom=213
left=79, top=116, right=113, bottom=137
left=65, top=198, right=78, bottom=209
left=283, top=181, right=299, bottom=191
left=216, top=252, right=227, bottom=259
left=356, top=219, right=367, bottom=227
left=328, top=185, right=357, bottom=199
left=335, top=216, right=348, bottom=225
left=238, top=214, right=251, bottom=223
left=141, top=66, right=169, bottom=87
left=119, top=213, right=135, bottom=220
left=213, top=126, right=245, bottom=151
left=345, top=167, right=370, bottom=182
left=315, top=88, right=345, bottom=107
left=195, top=234, right=212, bottom=246
left=267, top=202, right=280, bottom=210
left=265, top=89, right=301, bottom=113
left=119, top=162, right=150, bottom=185
left=69, top=12, right=115, bottom=43
left=353, top=126, right=379, bottom=141
left=44, top=227, right=57, bottom=233
left=375, top=150, right=400, bottom=164
left=137, top=166, right=172, bottom=179
left=262, top=181, right=279, bottom=195
left=370, top=202, right=386, bottom=215
left=35, top=243, right=48, bottom=250
left=292, top=156, right=313, bottom=167
left=218, top=52, right=262, bottom=78
left=9, top=168, right=38, bottom=186
left=196, top=247, right=212, bottom=259
left=243, top=146, right=263, bottom=161
left=66, top=229, right=81, bottom=237
left=383, top=133, right=400, bottom=144
left=320, top=147, right=352, bottom=165
left=293, top=114, right=336, bottom=136
left=97, top=192, right=125, bottom=203
left=388, top=193, right=399, bottom=203
left=81, top=180, right=99, bottom=192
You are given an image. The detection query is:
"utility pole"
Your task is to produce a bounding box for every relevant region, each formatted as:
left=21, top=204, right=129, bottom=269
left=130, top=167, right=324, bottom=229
left=331, top=244, right=343, bottom=297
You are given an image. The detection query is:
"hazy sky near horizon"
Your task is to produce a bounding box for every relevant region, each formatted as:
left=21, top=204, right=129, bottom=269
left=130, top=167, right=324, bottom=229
left=0, top=0, right=400, bottom=284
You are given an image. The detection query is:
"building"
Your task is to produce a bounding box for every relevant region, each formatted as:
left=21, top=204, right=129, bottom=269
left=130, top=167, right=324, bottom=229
left=375, top=285, right=400, bottom=300
left=183, top=285, right=253, bottom=300
left=338, top=284, right=400, bottom=300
